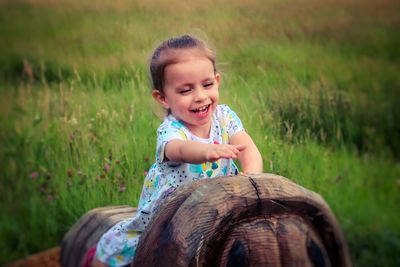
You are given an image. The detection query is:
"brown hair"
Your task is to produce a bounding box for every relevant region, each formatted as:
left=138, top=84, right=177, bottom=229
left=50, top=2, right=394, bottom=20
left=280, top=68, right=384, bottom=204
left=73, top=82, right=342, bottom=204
left=149, top=35, right=217, bottom=93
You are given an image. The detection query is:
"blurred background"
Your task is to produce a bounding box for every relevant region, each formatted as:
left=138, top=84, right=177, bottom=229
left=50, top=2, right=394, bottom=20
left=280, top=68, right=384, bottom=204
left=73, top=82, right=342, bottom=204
left=0, top=0, right=399, bottom=265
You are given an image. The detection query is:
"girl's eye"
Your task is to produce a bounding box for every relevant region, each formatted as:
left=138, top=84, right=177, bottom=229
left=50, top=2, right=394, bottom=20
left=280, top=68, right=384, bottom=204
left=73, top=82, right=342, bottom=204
left=204, top=82, right=214, bottom=88
left=179, top=88, right=191, bottom=94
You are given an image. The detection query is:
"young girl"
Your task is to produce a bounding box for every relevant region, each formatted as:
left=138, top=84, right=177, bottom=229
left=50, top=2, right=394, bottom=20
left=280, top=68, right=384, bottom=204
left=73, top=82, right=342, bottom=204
left=91, top=34, right=263, bottom=267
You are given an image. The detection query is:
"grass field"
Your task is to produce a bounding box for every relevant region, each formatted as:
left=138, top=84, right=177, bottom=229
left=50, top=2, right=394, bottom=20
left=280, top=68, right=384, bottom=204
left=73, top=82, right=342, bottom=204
left=1, top=0, right=399, bottom=266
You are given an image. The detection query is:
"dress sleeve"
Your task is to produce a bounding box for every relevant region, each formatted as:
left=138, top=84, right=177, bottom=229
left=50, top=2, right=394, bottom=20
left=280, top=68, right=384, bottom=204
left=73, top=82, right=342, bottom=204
left=220, top=105, right=244, bottom=138
left=156, top=119, right=188, bottom=164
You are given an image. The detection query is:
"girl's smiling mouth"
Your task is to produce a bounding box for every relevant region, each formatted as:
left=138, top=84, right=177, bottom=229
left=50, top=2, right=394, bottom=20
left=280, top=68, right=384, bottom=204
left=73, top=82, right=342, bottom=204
left=190, top=104, right=211, bottom=118
left=191, top=104, right=210, bottom=113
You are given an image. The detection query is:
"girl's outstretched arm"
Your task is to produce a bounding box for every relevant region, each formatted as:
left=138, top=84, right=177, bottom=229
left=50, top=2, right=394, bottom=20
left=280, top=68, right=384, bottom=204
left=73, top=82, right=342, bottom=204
left=230, top=131, right=263, bottom=174
left=165, top=140, right=246, bottom=164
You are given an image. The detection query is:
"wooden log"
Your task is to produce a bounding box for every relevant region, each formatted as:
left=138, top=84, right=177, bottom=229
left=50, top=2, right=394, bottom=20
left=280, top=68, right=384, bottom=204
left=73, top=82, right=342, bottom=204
left=60, top=205, right=137, bottom=267
left=132, top=173, right=351, bottom=267
left=59, top=173, right=351, bottom=267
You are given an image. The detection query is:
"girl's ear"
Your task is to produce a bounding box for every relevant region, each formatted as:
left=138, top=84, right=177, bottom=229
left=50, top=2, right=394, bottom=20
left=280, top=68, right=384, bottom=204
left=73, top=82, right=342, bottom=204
left=215, top=72, right=221, bottom=87
left=152, top=90, right=170, bottom=109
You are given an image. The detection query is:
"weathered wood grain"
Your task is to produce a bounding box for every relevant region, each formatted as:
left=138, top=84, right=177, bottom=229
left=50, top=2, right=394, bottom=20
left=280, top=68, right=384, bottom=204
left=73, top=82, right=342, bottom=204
left=132, top=173, right=351, bottom=267
left=58, top=173, right=351, bottom=267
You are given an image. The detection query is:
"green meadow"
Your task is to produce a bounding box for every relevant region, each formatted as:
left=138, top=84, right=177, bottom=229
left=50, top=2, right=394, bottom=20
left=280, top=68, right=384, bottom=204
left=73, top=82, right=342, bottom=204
left=1, top=0, right=399, bottom=265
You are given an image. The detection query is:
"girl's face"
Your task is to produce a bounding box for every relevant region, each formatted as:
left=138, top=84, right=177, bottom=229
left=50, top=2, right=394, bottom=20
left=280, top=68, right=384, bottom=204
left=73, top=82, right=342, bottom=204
left=153, top=54, right=220, bottom=137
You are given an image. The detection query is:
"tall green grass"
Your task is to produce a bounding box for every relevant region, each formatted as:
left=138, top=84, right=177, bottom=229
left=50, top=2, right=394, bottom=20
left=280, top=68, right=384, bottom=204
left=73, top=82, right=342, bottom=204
left=1, top=0, right=399, bottom=266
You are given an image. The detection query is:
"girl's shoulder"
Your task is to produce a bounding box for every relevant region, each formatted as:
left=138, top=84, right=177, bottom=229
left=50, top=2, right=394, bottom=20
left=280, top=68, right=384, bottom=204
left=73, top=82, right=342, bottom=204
left=215, top=104, right=239, bottom=120
left=157, top=114, right=186, bottom=131
left=156, top=114, right=190, bottom=140
left=216, top=104, right=231, bottom=113
left=214, top=104, right=244, bottom=136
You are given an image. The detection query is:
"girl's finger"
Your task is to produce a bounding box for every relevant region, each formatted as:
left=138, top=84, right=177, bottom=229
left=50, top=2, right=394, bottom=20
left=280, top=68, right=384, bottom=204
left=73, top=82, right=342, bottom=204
left=234, top=144, right=246, bottom=151
left=220, top=149, right=236, bottom=159
left=230, top=147, right=239, bottom=155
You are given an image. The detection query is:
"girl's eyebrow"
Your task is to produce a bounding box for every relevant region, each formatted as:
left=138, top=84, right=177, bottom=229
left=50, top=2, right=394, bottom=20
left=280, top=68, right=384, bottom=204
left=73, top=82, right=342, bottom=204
left=175, top=82, right=193, bottom=89
left=202, top=76, right=214, bottom=83
left=175, top=76, right=214, bottom=88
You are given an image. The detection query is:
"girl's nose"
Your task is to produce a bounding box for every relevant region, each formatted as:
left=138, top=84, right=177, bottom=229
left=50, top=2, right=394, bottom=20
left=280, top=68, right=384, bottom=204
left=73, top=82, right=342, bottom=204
left=194, top=88, right=208, bottom=102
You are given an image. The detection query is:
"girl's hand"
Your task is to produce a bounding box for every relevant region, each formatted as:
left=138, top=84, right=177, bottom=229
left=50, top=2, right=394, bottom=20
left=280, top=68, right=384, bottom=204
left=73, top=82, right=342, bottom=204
left=205, top=144, right=246, bottom=162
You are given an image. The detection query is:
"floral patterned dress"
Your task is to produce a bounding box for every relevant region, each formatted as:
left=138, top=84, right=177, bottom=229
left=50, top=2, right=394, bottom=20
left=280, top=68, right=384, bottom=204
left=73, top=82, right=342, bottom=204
left=95, top=104, right=244, bottom=266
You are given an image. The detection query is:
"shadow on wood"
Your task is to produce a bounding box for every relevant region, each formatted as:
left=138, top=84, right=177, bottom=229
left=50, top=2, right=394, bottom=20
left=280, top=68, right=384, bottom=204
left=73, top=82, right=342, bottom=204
left=60, top=173, right=352, bottom=267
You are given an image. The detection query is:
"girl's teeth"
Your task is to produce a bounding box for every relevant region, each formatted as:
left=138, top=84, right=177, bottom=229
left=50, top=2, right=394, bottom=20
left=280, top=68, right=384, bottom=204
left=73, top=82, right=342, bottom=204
left=194, top=105, right=208, bottom=112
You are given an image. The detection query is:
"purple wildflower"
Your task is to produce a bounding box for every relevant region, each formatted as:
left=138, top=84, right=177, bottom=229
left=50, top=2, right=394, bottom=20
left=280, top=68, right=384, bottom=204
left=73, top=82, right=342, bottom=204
left=30, top=171, right=39, bottom=179
left=104, top=163, right=110, bottom=173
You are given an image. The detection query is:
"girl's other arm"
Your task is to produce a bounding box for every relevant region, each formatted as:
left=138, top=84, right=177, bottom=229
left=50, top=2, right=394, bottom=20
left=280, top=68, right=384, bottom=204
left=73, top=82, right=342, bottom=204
left=165, top=140, right=246, bottom=164
left=230, top=131, right=263, bottom=174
